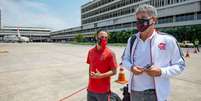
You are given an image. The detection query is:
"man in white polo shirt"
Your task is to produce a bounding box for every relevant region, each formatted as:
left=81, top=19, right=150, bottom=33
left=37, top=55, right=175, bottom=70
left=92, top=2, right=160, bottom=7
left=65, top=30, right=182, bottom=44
left=121, top=4, right=186, bottom=101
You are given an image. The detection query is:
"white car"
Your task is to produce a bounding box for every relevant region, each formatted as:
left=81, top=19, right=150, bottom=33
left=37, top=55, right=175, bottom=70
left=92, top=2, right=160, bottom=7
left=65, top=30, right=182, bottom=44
left=182, top=41, right=194, bottom=48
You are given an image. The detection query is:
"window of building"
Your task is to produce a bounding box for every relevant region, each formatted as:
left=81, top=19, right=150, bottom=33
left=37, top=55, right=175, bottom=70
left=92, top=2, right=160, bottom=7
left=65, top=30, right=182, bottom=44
left=82, top=0, right=143, bottom=19
left=176, top=13, right=194, bottom=22
left=158, top=16, right=173, bottom=24
left=197, top=12, right=201, bottom=20
left=82, top=0, right=190, bottom=24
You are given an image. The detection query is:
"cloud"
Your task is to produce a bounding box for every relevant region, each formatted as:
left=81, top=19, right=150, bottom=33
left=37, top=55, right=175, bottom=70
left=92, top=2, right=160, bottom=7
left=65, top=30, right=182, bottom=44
left=0, top=0, right=71, bottom=31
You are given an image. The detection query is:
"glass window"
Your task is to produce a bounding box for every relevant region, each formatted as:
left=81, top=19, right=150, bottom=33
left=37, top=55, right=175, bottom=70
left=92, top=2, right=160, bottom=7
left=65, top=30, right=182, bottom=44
left=158, top=16, right=173, bottom=24
left=197, top=12, right=201, bottom=20
left=176, top=13, right=194, bottom=22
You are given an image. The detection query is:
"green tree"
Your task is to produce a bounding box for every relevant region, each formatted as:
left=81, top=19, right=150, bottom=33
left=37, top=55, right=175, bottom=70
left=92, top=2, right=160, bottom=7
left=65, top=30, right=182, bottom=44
left=75, top=34, right=84, bottom=42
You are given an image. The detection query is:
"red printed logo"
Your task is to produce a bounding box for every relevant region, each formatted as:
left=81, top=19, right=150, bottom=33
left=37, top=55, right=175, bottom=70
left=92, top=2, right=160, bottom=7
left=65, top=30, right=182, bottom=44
left=158, top=43, right=166, bottom=50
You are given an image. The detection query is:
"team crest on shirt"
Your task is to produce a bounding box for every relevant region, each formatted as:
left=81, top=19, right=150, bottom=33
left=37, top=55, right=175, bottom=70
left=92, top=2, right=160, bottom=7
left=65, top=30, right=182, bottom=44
left=158, top=42, right=166, bottom=50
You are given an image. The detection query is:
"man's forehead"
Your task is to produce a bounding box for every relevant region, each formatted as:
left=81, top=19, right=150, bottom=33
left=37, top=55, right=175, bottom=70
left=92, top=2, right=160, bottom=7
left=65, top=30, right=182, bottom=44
left=136, top=11, right=150, bottom=18
left=98, top=31, right=108, bottom=36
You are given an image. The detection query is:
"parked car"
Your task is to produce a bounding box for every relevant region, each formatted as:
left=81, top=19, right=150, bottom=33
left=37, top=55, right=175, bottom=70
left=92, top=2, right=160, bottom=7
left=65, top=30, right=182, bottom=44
left=179, top=41, right=194, bottom=48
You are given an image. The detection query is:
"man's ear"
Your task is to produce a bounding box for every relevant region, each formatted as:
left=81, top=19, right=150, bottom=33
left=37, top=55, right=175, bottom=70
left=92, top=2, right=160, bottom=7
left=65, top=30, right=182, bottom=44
left=95, top=36, right=98, bottom=40
left=95, top=36, right=100, bottom=42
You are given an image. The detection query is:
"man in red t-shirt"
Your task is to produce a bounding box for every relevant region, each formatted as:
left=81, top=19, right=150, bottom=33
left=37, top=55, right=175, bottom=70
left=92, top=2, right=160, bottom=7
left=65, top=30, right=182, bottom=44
left=86, top=30, right=118, bottom=101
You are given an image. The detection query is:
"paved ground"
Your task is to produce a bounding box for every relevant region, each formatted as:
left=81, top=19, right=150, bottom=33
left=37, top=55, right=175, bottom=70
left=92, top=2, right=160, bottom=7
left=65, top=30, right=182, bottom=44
left=0, top=43, right=200, bottom=101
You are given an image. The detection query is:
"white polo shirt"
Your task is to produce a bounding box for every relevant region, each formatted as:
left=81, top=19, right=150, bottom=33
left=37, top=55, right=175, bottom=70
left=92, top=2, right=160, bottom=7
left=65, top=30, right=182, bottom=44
left=132, top=31, right=156, bottom=91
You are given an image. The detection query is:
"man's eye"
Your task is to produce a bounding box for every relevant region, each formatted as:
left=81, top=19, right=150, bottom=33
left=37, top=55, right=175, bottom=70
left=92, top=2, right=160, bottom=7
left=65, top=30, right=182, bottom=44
left=101, top=36, right=108, bottom=39
left=144, top=22, right=148, bottom=25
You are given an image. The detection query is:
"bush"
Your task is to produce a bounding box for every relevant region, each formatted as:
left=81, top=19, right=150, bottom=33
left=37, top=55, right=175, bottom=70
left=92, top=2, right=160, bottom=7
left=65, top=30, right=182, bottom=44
left=108, top=29, right=137, bottom=43
left=75, top=34, right=84, bottom=42
left=107, top=25, right=201, bottom=43
left=81, top=25, right=201, bottom=44
left=161, top=24, right=201, bottom=43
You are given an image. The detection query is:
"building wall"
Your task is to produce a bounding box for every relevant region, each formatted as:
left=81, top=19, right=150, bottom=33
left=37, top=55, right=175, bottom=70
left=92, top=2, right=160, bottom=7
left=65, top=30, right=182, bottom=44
left=81, top=0, right=200, bottom=25
left=0, top=27, right=51, bottom=42
left=51, top=0, right=201, bottom=41
left=0, top=9, right=1, bottom=29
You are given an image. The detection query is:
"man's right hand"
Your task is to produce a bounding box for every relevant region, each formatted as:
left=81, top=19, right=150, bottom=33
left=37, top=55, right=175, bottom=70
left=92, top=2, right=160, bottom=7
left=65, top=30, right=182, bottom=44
left=131, top=66, right=144, bottom=75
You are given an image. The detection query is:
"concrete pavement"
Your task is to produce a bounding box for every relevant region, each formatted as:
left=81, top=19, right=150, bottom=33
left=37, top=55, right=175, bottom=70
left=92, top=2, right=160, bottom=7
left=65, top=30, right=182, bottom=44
left=0, top=43, right=200, bottom=101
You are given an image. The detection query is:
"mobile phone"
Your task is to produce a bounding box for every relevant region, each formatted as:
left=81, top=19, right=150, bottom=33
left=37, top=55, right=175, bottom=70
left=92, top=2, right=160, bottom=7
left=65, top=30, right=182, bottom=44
left=144, top=64, right=152, bottom=70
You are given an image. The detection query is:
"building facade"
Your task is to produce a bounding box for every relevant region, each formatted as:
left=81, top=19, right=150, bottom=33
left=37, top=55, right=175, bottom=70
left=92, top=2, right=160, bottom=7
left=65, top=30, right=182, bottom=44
left=51, top=0, right=201, bottom=42
left=0, top=9, right=51, bottom=42
left=0, top=26, right=51, bottom=42
left=0, top=9, right=2, bottom=29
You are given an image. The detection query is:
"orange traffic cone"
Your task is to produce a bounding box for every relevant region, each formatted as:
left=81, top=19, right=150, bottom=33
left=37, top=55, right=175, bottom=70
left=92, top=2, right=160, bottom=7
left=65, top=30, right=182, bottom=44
left=185, top=49, right=190, bottom=58
left=115, top=68, right=128, bottom=84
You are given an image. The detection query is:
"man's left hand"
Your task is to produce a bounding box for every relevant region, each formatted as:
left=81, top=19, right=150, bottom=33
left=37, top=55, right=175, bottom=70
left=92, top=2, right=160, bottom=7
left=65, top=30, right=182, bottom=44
left=145, top=66, right=161, bottom=77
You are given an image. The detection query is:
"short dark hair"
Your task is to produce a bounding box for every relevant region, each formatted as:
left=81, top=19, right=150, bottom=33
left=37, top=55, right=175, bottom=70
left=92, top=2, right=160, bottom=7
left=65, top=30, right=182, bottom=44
left=95, top=29, right=108, bottom=37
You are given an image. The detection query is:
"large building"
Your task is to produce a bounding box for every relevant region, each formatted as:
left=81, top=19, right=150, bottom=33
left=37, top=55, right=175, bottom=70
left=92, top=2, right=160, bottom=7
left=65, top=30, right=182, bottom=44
left=51, top=0, right=201, bottom=42
left=0, top=9, right=51, bottom=42
left=0, top=26, right=51, bottom=42
left=0, top=10, right=1, bottom=29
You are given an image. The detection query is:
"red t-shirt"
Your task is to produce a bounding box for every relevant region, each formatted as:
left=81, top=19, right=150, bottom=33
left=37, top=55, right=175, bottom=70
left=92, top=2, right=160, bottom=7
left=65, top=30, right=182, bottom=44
left=86, top=46, right=117, bottom=93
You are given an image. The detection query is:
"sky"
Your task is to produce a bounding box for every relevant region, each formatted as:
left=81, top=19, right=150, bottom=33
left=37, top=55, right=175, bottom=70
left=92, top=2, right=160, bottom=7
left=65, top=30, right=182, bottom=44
left=0, top=0, right=90, bottom=31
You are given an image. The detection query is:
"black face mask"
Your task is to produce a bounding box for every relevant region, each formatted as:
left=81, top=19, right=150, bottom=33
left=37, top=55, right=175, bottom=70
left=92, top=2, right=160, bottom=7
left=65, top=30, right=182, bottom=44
left=136, top=18, right=151, bottom=32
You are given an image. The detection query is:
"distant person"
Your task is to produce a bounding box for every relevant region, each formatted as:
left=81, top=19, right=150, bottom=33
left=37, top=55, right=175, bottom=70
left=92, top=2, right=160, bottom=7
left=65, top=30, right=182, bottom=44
left=194, top=39, right=200, bottom=52
left=121, top=4, right=186, bottom=101
left=86, top=30, right=118, bottom=101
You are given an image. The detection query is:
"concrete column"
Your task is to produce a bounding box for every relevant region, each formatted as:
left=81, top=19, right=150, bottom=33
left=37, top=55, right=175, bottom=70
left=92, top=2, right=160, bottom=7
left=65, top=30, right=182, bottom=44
left=194, top=12, right=197, bottom=20
left=164, top=0, right=167, bottom=5
left=159, top=0, right=161, bottom=6
left=173, top=15, right=176, bottom=22
left=156, top=0, right=158, bottom=7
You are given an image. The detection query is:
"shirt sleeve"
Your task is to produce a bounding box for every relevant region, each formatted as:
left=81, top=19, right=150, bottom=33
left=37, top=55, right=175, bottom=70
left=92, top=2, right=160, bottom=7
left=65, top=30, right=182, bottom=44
left=160, top=38, right=186, bottom=78
left=109, top=52, right=118, bottom=69
left=86, top=51, right=90, bottom=64
left=121, top=37, right=133, bottom=71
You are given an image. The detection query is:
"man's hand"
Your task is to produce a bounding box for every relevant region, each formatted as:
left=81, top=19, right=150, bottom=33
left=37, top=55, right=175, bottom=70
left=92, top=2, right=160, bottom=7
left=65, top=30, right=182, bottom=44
left=145, top=66, right=161, bottom=77
left=131, top=66, right=144, bottom=75
left=90, top=69, right=104, bottom=79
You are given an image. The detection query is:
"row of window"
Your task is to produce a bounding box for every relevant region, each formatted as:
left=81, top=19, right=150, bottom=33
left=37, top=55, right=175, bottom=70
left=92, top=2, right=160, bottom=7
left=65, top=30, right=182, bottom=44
left=0, top=29, right=50, bottom=32
left=82, top=0, right=188, bottom=20
left=82, top=0, right=142, bottom=19
left=82, top=0, right=115, bottom=13
left=198, top=12, right=201, bottom=19
left=82, top=0, right=189, bottom=24
left=158, top=16, right=173, bottom=24
left=176, top=13, right=194, bottom=22
left=82, top=5, right=139, bottom=24
left=54, top=12, right=200, bottom=36
left=82, top=0, right=187, bottom=14
left=158, top=13, right=197, bottom=24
